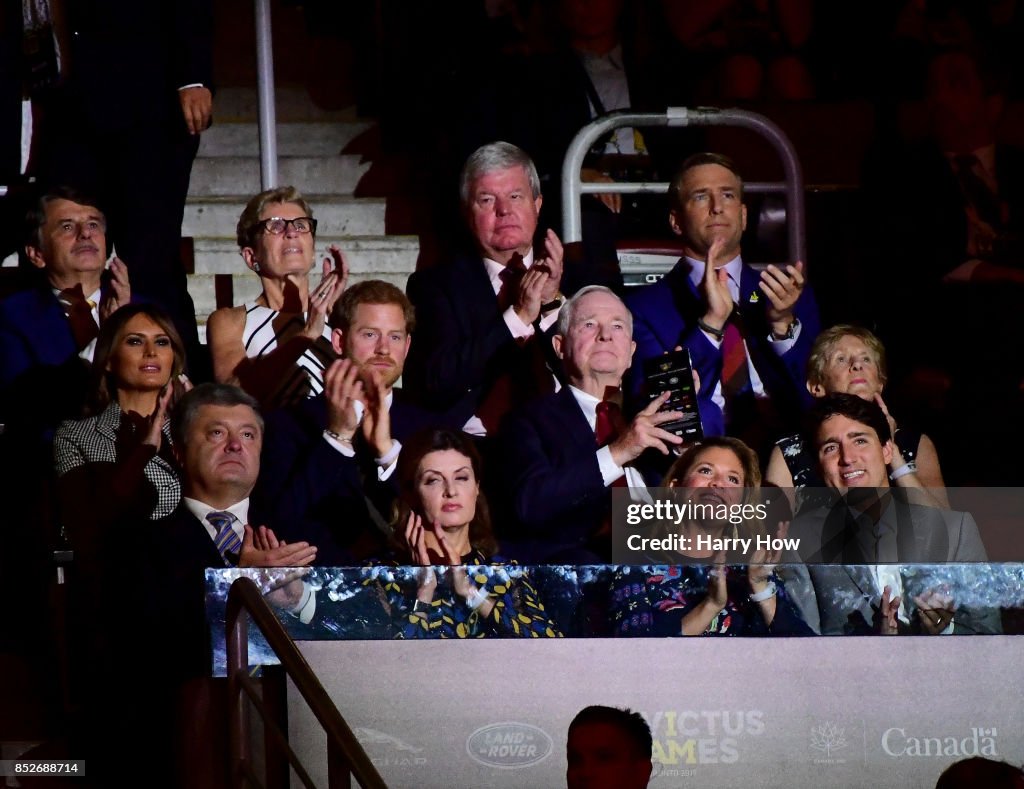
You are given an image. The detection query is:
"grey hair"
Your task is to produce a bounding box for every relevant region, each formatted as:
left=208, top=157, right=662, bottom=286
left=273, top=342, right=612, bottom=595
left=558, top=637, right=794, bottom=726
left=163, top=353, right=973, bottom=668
left=459, top=141, right=542, bottom=205
left=170, top=382, right=264, bottom=449
left=556, top=285, right=633, bottom=337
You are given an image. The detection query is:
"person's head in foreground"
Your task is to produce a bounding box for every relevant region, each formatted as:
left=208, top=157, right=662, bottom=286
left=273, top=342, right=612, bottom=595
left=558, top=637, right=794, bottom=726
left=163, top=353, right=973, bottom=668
left=805, top=324, right=889, bottom=400
left=935, top=756, right=1024, bottom=789
left=567, top=705, right=652, bottom=789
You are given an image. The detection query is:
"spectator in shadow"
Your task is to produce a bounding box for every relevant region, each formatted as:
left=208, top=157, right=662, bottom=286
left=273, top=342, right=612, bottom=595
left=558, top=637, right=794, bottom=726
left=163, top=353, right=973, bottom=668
left=936, top=757, right=1024, bottom=788
left=662, top=0, right=815, bottom=101
left=866, top=47, right=1024, bottom=483
left=566, top=705, right=653, bottom=789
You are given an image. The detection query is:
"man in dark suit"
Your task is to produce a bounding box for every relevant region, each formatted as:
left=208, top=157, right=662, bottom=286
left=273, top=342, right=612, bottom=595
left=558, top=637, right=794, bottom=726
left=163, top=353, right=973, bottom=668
left=255, top=280, right=437, bottom=563
left=404, top=142, right=566, bottom=436
left=500, top=286, right=683, bottom=562
left=0, top=187, right=131, bottom=440
left=625, top=153, right=819, bottom=456
left=0, top=188, right=132, bottom=643
left=784, top=394, right=999, bottom=636
left=33, top=0, right=213, bottom=367
left=76, top=383, right=313, bottom=786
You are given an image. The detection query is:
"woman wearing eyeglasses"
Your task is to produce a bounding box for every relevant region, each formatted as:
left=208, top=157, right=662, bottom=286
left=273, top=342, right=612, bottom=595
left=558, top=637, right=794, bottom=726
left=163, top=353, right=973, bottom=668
left=206, top=185, right=349, bottom=408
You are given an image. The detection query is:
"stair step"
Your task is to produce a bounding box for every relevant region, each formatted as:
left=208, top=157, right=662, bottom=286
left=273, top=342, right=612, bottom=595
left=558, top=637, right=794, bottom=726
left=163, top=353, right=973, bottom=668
left=212, top=87, right=362, bottom=123
left=187, top=269, right=414, bottom=323
left=183, top=196, right=386, bottom=238
left=197, top=121, right=372, bottom=157
left=188, top=155, right=370, bottom=197
left=191, top=235, right=419, bottom=275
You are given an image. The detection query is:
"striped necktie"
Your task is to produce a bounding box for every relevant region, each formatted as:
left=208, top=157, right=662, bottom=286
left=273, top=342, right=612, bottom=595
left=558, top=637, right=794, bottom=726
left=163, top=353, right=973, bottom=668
left=206, top=511, right=242, bottom=565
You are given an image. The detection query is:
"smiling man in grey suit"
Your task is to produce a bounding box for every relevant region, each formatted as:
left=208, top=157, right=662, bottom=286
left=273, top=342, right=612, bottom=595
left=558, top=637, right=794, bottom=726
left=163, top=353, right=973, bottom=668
left=785, top=393, right=999, bottom=636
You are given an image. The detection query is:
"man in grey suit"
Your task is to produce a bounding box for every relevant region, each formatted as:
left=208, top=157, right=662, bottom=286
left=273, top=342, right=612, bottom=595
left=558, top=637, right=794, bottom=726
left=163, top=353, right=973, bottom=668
left=784, top=393, right=999, bottom=635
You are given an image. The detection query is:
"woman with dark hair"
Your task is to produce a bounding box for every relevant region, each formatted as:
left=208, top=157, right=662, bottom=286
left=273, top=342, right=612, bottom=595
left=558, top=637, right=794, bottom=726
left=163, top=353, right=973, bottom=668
left=54, top=303, right=190, bottom=526
left=373, top=427, right=560, bottom=639
left=611, top=437, right=812, bottom=637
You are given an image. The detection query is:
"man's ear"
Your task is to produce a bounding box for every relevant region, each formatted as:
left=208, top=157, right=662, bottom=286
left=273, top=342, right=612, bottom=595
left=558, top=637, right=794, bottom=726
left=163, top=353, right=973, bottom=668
left=331, top=327, right=345, bottom=356
left=25, top=244, right=46, bottom=270
left=740, top=203, right=748, bottom=232
left=668, top=209, right=683, bottom=237
left=882, top=440, right=894, bottom=467
left=552, top=333, right=564, bottom=360
left=533, top=193, right=543, bottom=215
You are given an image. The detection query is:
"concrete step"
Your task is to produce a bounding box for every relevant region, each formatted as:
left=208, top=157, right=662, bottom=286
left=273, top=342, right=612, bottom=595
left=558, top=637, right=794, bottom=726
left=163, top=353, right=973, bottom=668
left=188, top=155, right=370, bottom=197
left=197, top=121, right=372, bottom=158
left=183, top=195, right=386, bottom=238
left=213, top=87, right=361, bottom=123
left=191, top=235, right=419, bottom=275
left=187, top=268, right=414, bottom=323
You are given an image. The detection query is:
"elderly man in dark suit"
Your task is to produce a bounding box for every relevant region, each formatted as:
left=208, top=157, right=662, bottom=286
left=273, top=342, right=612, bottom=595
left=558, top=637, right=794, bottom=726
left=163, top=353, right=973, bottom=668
left=784, top=393, right=999, bottom=636
left=404, top=141, right=567, bottom=437
left=255, top=280, right=437, bottom=563
left=500, top=285, right=683, bottom=562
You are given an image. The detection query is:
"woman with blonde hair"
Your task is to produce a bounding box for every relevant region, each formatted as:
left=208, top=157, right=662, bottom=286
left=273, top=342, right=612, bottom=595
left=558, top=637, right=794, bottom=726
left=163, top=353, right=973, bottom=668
left=765, top=324, right=948, bottom=507
left=206, top=185, right=348, bottom=408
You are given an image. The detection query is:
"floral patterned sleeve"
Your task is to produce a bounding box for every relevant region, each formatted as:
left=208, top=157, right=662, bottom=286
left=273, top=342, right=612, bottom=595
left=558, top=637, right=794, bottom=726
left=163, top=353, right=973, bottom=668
left=473, top=564, right=562, bottom=638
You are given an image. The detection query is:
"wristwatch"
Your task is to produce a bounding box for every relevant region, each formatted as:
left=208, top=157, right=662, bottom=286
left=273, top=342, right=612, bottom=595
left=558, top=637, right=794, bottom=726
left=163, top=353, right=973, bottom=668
left=770, top=318, right=800, bottom=341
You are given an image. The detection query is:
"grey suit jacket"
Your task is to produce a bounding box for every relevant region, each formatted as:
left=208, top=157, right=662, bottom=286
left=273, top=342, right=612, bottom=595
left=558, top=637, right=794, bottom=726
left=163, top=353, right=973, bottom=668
left=781, top=494, right=1000, bottom=635
left=54, top=402, right=180, bottom=519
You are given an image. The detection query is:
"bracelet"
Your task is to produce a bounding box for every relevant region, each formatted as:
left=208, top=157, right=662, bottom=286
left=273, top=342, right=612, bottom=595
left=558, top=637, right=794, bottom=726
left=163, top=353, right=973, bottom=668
left=889, top=463, right=915, bottom=480
left=411, top=599, right=430, bottom=615
left=465, top=587, right=490, bottom=610
left=324, top=428, right=354, bottom=445
left=696, top=318, right=725, bottom=341
left=749, top=581, right=777, bottom=602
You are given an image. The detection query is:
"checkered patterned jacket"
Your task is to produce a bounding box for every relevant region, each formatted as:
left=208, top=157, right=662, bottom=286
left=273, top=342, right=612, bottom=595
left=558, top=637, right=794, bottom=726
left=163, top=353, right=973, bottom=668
left=54, top=402, right=181, bottom=519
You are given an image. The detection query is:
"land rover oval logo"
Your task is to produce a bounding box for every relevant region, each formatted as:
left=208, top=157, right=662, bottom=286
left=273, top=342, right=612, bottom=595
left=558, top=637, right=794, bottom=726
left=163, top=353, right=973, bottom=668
left=466, top=722, right=553, bottom=769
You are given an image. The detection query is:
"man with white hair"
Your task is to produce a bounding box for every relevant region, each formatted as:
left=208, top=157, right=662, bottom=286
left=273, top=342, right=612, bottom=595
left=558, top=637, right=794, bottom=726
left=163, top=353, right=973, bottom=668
left=501, top=285, right=682, bottom=562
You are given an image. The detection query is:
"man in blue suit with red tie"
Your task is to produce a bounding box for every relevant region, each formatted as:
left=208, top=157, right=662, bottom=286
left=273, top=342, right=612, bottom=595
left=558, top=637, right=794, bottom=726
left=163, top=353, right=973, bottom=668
left=625, top=153, right=819, bottom=457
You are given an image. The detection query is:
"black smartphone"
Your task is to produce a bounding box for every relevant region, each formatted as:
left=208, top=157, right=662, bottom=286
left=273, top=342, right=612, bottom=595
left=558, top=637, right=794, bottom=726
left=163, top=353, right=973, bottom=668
left=642, top=348, right=704, bottom=442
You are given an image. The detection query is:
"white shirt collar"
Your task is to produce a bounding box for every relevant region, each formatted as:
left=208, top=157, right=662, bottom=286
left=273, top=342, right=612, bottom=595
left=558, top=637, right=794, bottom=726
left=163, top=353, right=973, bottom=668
left=184, top=496, right=250, bottom=538
left=684, top=253, right=743, bottom=293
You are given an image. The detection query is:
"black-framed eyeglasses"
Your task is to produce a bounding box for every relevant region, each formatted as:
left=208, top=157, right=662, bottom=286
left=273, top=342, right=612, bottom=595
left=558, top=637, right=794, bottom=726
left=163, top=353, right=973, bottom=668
left=257, top=216, right=317, bottom=235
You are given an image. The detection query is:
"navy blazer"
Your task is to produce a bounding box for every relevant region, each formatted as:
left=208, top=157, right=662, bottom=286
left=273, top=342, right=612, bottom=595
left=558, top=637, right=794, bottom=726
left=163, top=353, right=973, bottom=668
left=404, top=254, right=559, bottom=427
left=254, top=390, right=440, bottom=565
left=0, top=284, right=91, bottom=451
left=500, top=386, right=658, bottom=563
left=625, top=259, right=820, bottom=437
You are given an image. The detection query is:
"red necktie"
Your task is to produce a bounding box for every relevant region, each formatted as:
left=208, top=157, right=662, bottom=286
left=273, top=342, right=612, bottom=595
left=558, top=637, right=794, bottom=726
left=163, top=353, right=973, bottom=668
left=721, top=319, right=749, bottom=398
left=497, top=254, right=528, bottom=310
left=57, top=284, right=99, bottom=351
left=596, top=400, right=628, bottom=489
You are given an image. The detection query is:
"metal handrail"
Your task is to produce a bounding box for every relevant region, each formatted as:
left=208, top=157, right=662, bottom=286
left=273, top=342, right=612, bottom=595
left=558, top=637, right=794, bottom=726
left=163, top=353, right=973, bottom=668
left=226, top=577, right=387, bottom=788
left=560, top=107, right=806, bottom=266
left=254, top=0, right=279, bottom=189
